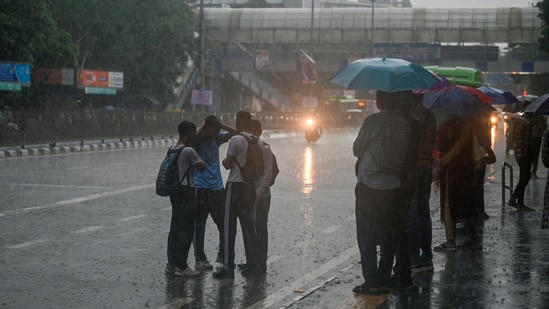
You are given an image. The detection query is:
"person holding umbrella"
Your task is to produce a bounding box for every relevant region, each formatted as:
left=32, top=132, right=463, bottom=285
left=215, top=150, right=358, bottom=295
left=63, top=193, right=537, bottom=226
left=331, top=58, right=439, bottom=293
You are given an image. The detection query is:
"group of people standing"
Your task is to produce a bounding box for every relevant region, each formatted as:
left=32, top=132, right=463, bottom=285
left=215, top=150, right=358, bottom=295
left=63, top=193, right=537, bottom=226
left=161, top=111, right=276, bottom=279
left=352, top=91, right=498, bottom=294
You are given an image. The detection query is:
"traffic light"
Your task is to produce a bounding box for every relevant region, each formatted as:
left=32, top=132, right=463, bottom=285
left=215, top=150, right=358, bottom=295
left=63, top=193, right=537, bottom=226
left=523, top=89, right=528, bottom=97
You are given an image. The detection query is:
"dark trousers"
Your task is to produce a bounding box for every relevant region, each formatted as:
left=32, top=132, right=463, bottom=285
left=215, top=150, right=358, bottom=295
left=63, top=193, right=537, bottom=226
left=474, top=164, right=487, bottom=219
left=222, top=182, right=256, bottom=269
left=407, top=162, right=433, bottom=262
left=532, top=137, right=542, bottom=175
left=255, top=194, right=271, bottom=271
left=513, top=155, right=533, bottom=205
left=167, top=188, right=196, bottom=270
left=355, top=183, right=404, bottom=286
left=193, top=188, right=225, bottom=262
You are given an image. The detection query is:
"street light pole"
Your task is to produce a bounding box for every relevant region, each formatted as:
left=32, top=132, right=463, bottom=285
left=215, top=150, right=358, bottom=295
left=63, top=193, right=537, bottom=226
left=199, top=0, right=205, bottom=92
left=310, top=0, right=315, bottom=52
left=370, top=0, right=375, bottom=57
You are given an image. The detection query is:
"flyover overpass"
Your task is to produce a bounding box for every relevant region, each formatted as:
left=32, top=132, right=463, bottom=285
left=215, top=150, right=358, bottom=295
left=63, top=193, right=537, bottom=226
left=204, top=7, right=540, bottom=45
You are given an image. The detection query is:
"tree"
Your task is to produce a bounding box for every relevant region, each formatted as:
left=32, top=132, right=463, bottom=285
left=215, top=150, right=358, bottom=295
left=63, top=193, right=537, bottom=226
left=0, top=0, right=78, bottom=66
left=537, top=0, right=549, bottom=53
left=52, top=0, right=198, bottom=103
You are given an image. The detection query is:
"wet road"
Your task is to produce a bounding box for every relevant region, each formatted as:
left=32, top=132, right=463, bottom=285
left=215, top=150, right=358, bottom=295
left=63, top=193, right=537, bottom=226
left=1, top=126, right=549, bottom=308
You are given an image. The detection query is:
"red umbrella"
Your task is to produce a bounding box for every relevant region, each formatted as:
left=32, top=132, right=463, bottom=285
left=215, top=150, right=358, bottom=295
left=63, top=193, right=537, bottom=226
left=456, top=85, right=494, bottom=104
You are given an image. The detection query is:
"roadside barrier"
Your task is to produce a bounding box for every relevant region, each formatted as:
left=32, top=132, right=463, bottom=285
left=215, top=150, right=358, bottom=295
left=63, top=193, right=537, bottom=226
left=501, top=162, right=514, bottom=208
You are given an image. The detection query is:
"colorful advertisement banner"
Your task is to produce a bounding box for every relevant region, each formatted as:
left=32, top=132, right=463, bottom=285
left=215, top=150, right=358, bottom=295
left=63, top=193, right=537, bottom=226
left=255, top=50, right=270, bottom=72
left=298, top=49, right=318, bottom=85
left=34, top=68, right=74, bottom=86
left=0, top=62, right=31, bottom=84
left=78, top=70, right=124, bottom=89
left=191, top=90, right=213, bottom=106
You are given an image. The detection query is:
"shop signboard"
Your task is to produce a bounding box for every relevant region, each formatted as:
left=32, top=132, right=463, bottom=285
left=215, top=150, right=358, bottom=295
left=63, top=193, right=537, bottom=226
left=85, top=87, right=116, bottom=95
left=191, top=90, right=213, bottom=106
left=0, top=82, right=22, bottom=91
left=0, top=62, right=31, bottom=85
left=78, top=70, right=124, bottom=89
left=374, top=43, right=441, bottom=63
left=34, top=68, right=74, bottom=86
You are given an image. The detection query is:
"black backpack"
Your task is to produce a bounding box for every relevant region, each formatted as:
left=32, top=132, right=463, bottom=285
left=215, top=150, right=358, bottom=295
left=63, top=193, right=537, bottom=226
left=236, top=134, right=264, bottom=182
left=155, top=146, right=191, bottom=197
left=263, top=142, right=280, bottom=186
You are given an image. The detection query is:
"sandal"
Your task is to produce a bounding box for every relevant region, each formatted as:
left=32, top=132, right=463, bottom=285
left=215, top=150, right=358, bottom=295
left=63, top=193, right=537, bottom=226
left=433, top=241, right=457, bottom=252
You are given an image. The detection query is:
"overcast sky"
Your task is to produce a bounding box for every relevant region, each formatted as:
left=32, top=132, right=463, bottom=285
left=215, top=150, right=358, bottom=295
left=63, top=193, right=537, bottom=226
left=410, top=0, right=535, bottom=8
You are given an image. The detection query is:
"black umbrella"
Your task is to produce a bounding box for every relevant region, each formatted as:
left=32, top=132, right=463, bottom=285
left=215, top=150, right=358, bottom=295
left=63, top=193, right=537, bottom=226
left=523, top=94, right=549, bottom=114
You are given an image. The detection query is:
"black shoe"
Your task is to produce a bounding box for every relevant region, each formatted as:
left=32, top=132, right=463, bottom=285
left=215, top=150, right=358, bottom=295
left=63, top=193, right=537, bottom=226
left=508, top=199, right=518, bottom=208
left=517, top=204, right=535, bottom=212
left=213, top=268, right=234, bottom=279
left=237, top=263, right=247, bottom=270
left=420, top=259, right=434, bottom=272
left=352, top=283, right=378, bottom=295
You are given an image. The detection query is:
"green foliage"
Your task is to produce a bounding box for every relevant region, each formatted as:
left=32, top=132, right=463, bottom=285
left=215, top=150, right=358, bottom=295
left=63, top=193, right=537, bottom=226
left=537, top=0, right=549, bottom=53
left=1, top=0, right=197, bottom=105
left=0, top=0, right=78, bottom=66
left=53, top=0, right=198, bottom=103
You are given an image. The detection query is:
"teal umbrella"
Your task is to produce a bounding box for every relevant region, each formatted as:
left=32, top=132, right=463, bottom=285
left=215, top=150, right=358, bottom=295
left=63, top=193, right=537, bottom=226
left=328, top=58, right=439, bottom=92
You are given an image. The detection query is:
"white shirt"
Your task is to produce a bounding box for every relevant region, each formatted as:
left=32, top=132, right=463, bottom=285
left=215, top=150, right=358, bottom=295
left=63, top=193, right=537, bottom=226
left=226, top=133, right=250, bottom=183
left=255, top=138, right=273, bottom=198
left=175, top=145, right=202, bottom=187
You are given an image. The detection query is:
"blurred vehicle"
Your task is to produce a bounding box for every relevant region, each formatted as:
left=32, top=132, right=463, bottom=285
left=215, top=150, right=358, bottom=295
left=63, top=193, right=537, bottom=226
left=502, top=95, right=538, bottom=123
left=425, top=66, right=483, bottom=87
left=304, top=116, right=322, bottom=142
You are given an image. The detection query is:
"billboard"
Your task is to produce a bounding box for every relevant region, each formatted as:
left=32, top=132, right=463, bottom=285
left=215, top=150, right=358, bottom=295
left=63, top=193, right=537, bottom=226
left=34, top=68, right=74, bottom=86
left=255, top=50, right=270, bottom=72
left=0, top=62, right=31, bottom=84
left=373, top=43, right=441, bottom=63
left=78, top=70, right=124, bottom=88
left=191, top=90, right=213, bottom=106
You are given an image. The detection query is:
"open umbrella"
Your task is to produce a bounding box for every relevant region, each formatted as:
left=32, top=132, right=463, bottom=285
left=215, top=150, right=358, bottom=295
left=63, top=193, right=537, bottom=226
left=523, top=93, right=549, bottom=114
left=423, top=87, right=484, bottom=117
left=328, top=58, right=439, bottom=92
left=457, top=85, right=494, bottom=104
left=478, top=87, right=519, bottom=105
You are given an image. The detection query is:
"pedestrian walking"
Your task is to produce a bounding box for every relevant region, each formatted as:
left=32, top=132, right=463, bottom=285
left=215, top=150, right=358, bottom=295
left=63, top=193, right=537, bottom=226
left=434, top=117, right=480, bottom=251
left=213, top=111, right=263, bottom=279
left=541, top=129, right=549, bottom=229
left=508, top=114, right=536, bottom=211
left=352, top=91, right=417, bottom=294
left=193, top=115, right=238, bottom=271
left=531, top=114, right=547, bottom=179
left=160, top=121, right=206, bottom=277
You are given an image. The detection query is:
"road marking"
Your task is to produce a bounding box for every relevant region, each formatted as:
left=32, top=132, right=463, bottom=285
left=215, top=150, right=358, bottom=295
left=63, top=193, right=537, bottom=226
left=3, top=184, right=155, bottom=216
left=267, top=254, right=284, bottom=264
left=7, top=182, right=108, bottom=189
left=118, top=228, right=147, bottom=236
left=157, top=298, right=193, bottom=309
left=322, top=225, right=341, bottom=234
left=119, top=214, right=147, bottom=222
left=281, top=276, right=338, bottom=309
left=7, top=239, right=48, bottom=249
left=161, top=206, right=171, bottom=211
left=71, top=226, right=104, bottom=234
left=66, top=166, right=88, bottom=170
left=247, top=246, right=357, bottom=309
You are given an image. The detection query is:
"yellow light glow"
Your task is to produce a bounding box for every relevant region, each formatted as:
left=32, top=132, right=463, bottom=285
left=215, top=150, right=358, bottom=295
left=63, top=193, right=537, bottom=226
left=306, top=118, right=314, bottom=126
left=490, top=115, right=498, bottom=125
left=302, top=146, right=314, bottom=195
left=491, top=126, right=496, bottom=148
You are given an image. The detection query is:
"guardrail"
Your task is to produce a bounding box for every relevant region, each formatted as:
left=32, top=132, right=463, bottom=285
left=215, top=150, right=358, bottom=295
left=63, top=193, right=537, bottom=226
left=0, top=109, right=365, bottom=147
left=501, top=162, right=514, bottom=208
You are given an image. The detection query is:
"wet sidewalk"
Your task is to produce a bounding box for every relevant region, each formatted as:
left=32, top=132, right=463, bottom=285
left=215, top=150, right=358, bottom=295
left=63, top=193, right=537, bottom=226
left=290, top=161, right=549, bottom=309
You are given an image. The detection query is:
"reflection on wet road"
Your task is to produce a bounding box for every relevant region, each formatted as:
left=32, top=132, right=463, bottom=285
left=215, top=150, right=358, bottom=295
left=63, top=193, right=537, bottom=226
left=1, top=126, right=549, bottom=308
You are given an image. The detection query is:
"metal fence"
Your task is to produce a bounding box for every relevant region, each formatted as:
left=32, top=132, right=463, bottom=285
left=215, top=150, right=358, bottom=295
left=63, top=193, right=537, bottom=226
left=1, top=109, right=360, bottom=147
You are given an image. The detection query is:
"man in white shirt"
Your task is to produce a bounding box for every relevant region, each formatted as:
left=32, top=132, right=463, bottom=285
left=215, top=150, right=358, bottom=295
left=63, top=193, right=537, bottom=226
left=165, top=121, right=205, bottom=277
left=213, top=111, right=257, bottom=279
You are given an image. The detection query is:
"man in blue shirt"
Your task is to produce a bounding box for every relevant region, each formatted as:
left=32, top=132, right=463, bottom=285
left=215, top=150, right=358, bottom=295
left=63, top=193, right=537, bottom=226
left=193, top=115, right=237, bottom=271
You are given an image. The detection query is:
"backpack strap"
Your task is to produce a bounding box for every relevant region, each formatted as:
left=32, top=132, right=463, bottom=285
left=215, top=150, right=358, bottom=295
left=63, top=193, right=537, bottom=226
left=173, top=145, right=193, bottom=186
